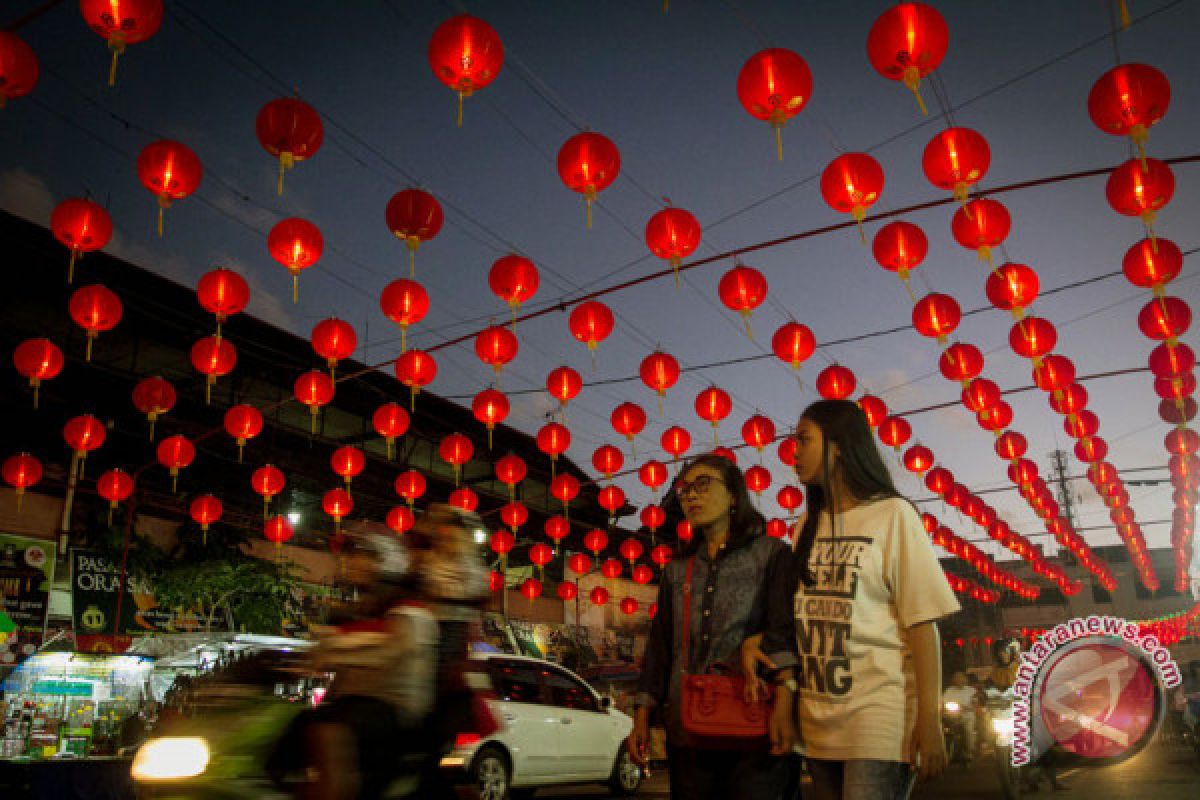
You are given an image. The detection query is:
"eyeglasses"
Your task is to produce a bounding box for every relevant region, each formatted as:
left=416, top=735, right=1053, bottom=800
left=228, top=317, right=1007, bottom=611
left=673, top=474, right=726, bottom=498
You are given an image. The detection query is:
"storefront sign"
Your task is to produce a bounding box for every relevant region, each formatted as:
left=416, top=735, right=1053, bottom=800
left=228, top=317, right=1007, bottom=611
left=0, top=532, right=54, bottom=663
left=70, top=550, right=179, bottom=653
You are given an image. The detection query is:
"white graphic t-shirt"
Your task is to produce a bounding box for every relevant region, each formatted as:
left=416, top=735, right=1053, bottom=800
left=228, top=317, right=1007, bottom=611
left=793, top=497, right=960, bottom=762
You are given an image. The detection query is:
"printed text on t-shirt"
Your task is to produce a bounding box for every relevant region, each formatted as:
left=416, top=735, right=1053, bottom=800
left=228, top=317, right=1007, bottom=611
left=797, top=536, right=870, bottom=698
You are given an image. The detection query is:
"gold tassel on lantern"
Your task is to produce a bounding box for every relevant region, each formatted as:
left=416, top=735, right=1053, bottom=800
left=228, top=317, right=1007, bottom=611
left=902, top=66, right=928, bottom=116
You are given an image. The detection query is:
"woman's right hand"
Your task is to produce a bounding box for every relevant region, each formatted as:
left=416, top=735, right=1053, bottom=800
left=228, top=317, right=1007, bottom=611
left=627, top=706, right=651, bottom=766
left=740, top=634, right=777, bottom=705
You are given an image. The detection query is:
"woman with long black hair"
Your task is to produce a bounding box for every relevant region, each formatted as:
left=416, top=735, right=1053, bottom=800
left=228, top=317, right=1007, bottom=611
left=632, top=453, right=799, bottom=799
left=743, top=399, right=960, bottom=800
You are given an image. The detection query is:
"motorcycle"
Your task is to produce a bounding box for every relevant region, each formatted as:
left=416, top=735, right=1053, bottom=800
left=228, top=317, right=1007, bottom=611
left=941, top=700, right=969, bottom=765
left=983, top=689, right=1028, bottom=800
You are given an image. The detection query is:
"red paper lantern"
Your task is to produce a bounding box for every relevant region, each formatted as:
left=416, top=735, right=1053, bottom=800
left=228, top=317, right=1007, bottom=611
left=380, top=278, right=430, bottom=353
left=695, top=387, right=732, bottom=443
left=557, top=132, right=621, bottom=228
left=224, top=404, right=263, bottom=459
left=925, top=467, right=954, bottom=495
left=646, top=206, right=702, bottom=285
left=1049, top=383, right=1089, bottom=416
left=877, top=416, right=912, bottom=451
left=191, top=336, right=237, bottom=404
left=962, top=378, right=1001, bottom=413
left=640, top=504, right=666, bottom=533
left=1106, top=157, right=1175, bottom=232
left=858, top=395, right=888, bottom=428
left=1009, top=317, right=1058, bottom=360
left=546, top=366, right=583, bottom=410
left=386, top=505, right=414, bottom=535
left=1123, top=237, right=1182, bottom=290
left=745, top=465, right=771, bottom=496
left=766, top=519, right=789, bottom=539
left=312, top=318, right=357, bottom=373
left=866, top=2, right=949, bottom=114
left=472, top=388, right=509, bottom=449
left=156, top=434, right=195, bottom=491
left=584, top=529, right=609, bottom=555
left=922, top=127, right=991, bottom=204
left=736, top=48, right=813, bottom=159
left=1155, top=374, right=1196, bottom=402
left=395, top=349, right=438, bottom=407
left=488, top=255, right=539, bottom=317
left=450, top=487, right=478, bottom=512
left=494, top=453, right=527, bottom=498
left=395, top=470, right=426, bottom=506
left=264, top=515, right=294, bottom=546
left=1149, top=342, right=1194, bottom=380
left=189, top=495, right=222, bottom=533
left=651, top=544, right=673, bottom=568
left=1064, top=410, right=1100, bottom=440
left=640, top=351, right=681, bottom=409
left=676, top=520, right=694, bottom=542
left=2, top=453, right=42, bottom=508
left=557, top=581, right=578, bottom=601
left=79, top=0, right=162, bottom=86
left=777, top=485, right=804, bottom=513
left=488, top=571, right=505, bottom=593
left=951, top=198, right=1011, bottom=266
left=718, top=265, right=768, bottom=338
left=639, top=460, right=669, bottom=495
left=545, top=516, right=570, bottom=544
left=475, top=325, right=518, bottom=376
left=69, top=284, right=122, bottom=361
left=872, top=221, right=927, bottom=280
left=619, top=597, right=639, bottom=616
left=601, top=558, right=623, bottom=580
left=820, top=153, right=885, bottom=227
left=939, top=343, right=984, bottom=383
left=330, top=446, right=365, bottom=489
left=816, top=365, right=856, bottom=400
left=912, top=293, right=961, bottom=340
left=619, top=538, right=644, bottom=565
left=322, top=488, right=353, bottom=531
left=903, top=445, right=934, bottom=474
left=771, top=321, right=816, bottom=371
left=589, top=586, right=610, bottom=607
left=741, top=415, right=776, bottom=452
left=1075, top=436, right=1108, bottom=464
left=267, top=218, right=324, bottom=302
left=712, top=447, right=737, bottom=464
left=0, top=31, right=38, bottom=106
left=428, top=14, right=504, bottom=126
left=439, top=433, right=474, bottom=484
left=978, top=402, right=1013, bottom=432
left=136, top=139, right=202, bottom=236
left=1159, top=397, right=1197, bottom=425
left=13, top=338, right=63, bottom=408
left=1165, top=428, right=1200, bottom=457
left=51, top=198, right=112, bottom=283
left=662, top=426, right=692, bottom=460
left=1033, top=355, right=1076, bottom=392
left=1087, top=63, right=1170, bottom=165
left=536, top=422, right=571, bottom=466
left=1138, top=296, right=1191, bottom=341
left=612, top=403, right=647, bottom=455
left=255, top=97, right=323, bottom=195
left=63, top=414, right=105, bottom=471
left=132, top=376, right=175, bottom=439
left=568, top=301, right=615, bottom=357
left=195, top=267, right=249, bottom=342
left=995, top=431, right=1028, bottom=461
left=251, top=464, right=285, bottom=517
left=385, top=189, right=443, bottom=275
left=550, top=474, right=580, bottom=514
left=529, top=543, right=554, bottom=569
left=632, top=564, right=654, bottom=585
left=294, top=370, right=334, bottom=432
left=776, top=438, right=796, bottom=466
left=567, top=552, right=593, bottom=576
left=986, top=263, right=1040, bottom=315
left=592, top=445, right=624, bottom=479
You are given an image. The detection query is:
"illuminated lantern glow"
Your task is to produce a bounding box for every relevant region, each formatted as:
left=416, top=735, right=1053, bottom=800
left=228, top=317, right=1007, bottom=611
left=136, top=139, right=201, bottom=236
left=69, top=284, right=122, bottom=361
left=488, top=255, right=539, bottom=319
left=380, top=279, right=430, bottom=353
left=651, top=544, right=673, bottom=568
left=877, top=416, right=912, bottom=452
left=545, top=515, right=570, bottom=546
left=640, top=351, right=681, bottom=413
left=911, top=292, right=962, bottom=342
left=1155, top=374, right=1196, bottom=402
left=557, top=581, right=578, bottom=601
left=449, top=487, right=478, bottom=512
left=322, top=488, right=353, bottom=533
left=1148, top=342, right=1194, bottom=380
left=646, top=206, right=702, bottom=287
left=619, top=597, right=639, bottom=616
left=529, top=543, right=554, bottom=570
left=473, top=388, right=509, bottom=449
left=601, top=558, right=623, bottom=580
left=255, top=96, right=323, bottom=195
left=550, top=474, right=580, bottom=517
left=1137, top=296, right=1191, bottom=342
left=546, top=366, right=583, bottom=412
left=488, top=571, right=505, bottom=593
left=742, top=415, right=776, bottom=453
left=294, top=370, right=335, bottom=433
left=331, top=446, right=366, bottom=489
left=995, top=431, right=1028, bottom=461
left=858, top=395, right=888, bottom=428
left=63, top=414, right=105, bottom=476
left=1009, top=317, right=1058, bottom=361
left=567, top=552, right=592, bottom=576
left=428, top=14, right=504, bottom=126
left=156, top=434, right=195, bottom=492
left=556, top=132, right=621, bottom=228
left=766, top=519, right=789, bottom=539
left=195, top=267, right=249, bottom=342
left=951, top=198, right=1011, bottom=267
left=584, top=529, right=609, bottom=555
left=0, top=31, right=38, bottom=107
left=95, top=468, right=134, bottom=520
left=611, top=403, right=648, bottom=458
left=79, top=0, right=162, bottom=86
left=978, top=402, right=1013, bottom=432
left=267, top=218, right=323, bottom=302
left=394, top=470, right=427, bottom=507
left=51, top=198, right=112, bottom=283
left=190, top=336, right=237, bottom=404
left=986, top=263, right=1040, bottom=318
left=1087, top=63, right=1170, bottom=168
left=736, top=48, right=813, bottom=160
left=1106, top=157, right=1175, bottom=245
left=1033, top=354, right=1076, bottom=393
left=925, top=467, right=954, bottom=495
left=816, top=365, right=856, bottom=400
left=1049, top=383, right=1089, bottom=416
left=1166, top=428, right=1200, bottom=457
left=745, top=465, right=771, bottom=496
left=871, top=221, right=927, bottom=282
left=718, top=264, right=768, bottom=339
left=639, top=460, right=669, bottom=495
left=385, top=189, right=444, bottom=276
left=394, top=349, right=437, bottom=409
left=131, top=376, right=175, bottom=440
left=902, top=445, right=934, bottom=474
left=619, top=538, right=644, bottom=565
left=695, top=387, right=733, bottom=445
left=265, top=515, right=294, bottom=546
left=777, top=485, right=804, bottom=514
left=1123, top=237, right=1182, bottom=291
left=632, top=564, right=654, bottom=585
left=777, top=436, right=797, bottom=467
left=866, top=2, right=949, bottom=114
left=251, top=464, right=285, bottom=518
left=640, top=504, right=666, bottom=534
left=439, top=434, right=474, bottom=485
left=224, top=404, right=263, bottom=460
left=2, top=453, right=42, bottom=510
left=386, top=505, right=414, bottom=535
left=1064, top=410, right=1100, bottom=440
left=475, top=325, right=519, bottom=377
left=939, top=343, right=984, bottom=383
left=820, top=153, right=885, bottom=236
left=536, top=422, right=571, bottom=471
left=771, top=322, right=816, bottom=371
left=662, top=426, right=692, bottom=460
left=712, top=446, right=738, bottom=464
left=676, top=520, right=694, bottom=542
left=311, top=318, right=357, bottom=375
left=589, top=586, right=610, bottom=607
left=13, top=338, right=63, bottom=408
left=592, top=445, right=624, bottom=480
left=922, top=127, right=991, bottom=206
left=1075, top=436, right=1108, bottom=464
left=962, top=378, right=1001, bottom=414
left=568, top=301, right=615, bottom=362
left=189, top=495, right=222, bottom=541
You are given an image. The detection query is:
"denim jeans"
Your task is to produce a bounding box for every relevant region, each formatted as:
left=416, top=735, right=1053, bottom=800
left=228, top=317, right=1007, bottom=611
left=667, top=745, right=792, bottom=800
left=805, top=758, right=917, bottom=800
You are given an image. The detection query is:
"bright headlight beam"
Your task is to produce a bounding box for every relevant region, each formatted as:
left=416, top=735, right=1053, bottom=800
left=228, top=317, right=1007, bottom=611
left=131, top=737, right=210, bottom=781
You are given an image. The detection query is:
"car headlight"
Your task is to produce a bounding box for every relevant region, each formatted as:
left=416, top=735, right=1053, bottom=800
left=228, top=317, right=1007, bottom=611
left=943, top=701, right=960, bottom=713
left=131, top=737, right=210, bottom=781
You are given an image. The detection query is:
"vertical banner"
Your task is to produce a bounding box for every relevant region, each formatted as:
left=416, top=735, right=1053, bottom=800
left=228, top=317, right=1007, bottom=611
left=0, top=533, right=55, bottom=665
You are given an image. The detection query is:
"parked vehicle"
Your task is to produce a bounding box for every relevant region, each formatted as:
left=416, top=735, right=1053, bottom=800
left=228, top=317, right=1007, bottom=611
left=441, top=653, right=641, bottom=800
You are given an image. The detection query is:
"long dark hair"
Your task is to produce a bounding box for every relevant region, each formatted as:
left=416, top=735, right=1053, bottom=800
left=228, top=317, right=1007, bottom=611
left=675, top=453, right=765, bottom=555
left=794, top=400, right=902, bottom=586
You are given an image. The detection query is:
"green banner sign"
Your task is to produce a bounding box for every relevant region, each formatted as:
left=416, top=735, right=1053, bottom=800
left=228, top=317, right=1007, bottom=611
left=71, top=550, right=179, bottom=652
left=0, top=533, right=55, bottom=644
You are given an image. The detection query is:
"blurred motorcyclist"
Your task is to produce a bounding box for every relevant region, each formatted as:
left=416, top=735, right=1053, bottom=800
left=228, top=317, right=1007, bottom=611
left=943, top=671, right=978, bottom=761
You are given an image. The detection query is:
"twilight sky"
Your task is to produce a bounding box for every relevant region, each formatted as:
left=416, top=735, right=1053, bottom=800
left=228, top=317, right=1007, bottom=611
left=2, top=0, right=1197, bottom=577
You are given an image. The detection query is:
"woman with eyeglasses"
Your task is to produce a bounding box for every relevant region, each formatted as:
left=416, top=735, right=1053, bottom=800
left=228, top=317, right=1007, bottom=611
left=631, top=453, right=800, bottom=799
left=742, top=400, right=960, bottom=800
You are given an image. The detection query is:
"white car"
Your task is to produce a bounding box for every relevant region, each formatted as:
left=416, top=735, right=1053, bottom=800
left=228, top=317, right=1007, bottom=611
left=441, top=653, right=642, bottom=800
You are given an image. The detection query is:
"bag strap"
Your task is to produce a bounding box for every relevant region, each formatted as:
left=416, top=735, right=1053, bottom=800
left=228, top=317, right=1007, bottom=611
left=681, top=556, right=695, bottom=674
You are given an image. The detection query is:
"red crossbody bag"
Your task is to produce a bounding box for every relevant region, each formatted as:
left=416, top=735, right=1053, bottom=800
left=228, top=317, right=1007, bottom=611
left=679, top=556, right=774, bottom=749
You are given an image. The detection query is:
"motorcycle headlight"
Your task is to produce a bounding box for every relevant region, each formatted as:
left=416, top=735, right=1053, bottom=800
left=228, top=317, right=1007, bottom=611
left=944, top=701, right=961, bottom=713
left=992, top=717, right=1013, bottom=738
left=131, top=737, right=210, bottom=781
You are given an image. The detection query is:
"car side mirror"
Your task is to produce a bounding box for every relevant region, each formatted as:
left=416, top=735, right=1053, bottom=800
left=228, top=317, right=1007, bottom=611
left=600, top=696, right=612, bottom=710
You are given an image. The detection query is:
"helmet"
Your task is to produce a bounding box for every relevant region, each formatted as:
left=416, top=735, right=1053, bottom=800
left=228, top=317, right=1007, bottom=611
left=351, top=530, right=411, bottom=584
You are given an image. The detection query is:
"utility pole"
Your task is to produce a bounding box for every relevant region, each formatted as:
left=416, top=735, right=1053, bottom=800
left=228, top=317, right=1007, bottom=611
left=1049, top=449, right=1079, bottom=568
